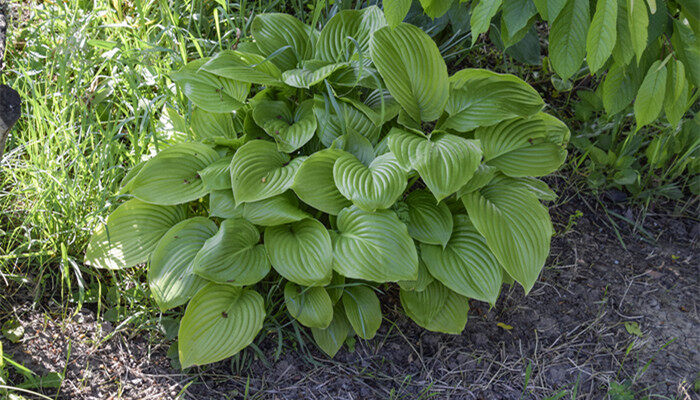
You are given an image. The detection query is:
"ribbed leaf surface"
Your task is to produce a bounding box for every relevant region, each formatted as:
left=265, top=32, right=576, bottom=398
left=316, top=6, right=386, bottom=64
left=313, top=97, right=380, bottom=147
left=400, top=280, right=469, bottom=334
left=292, top=149, right=352, bottom=215
left=370, top=23, right=448, bottom=122
left=251, top=13, right=312, bottom=71
left=209, top=190, right=243, bottom=219
left=342, top=286, right=382, bottom=339
left=190, top=108, right=238, bottom=140
left=333, top=152, right=407, bottom=212
left=265, top=218, right=334, bottom=286
left=84, top=199, right=186, bottom=270
left=242, top=192, right=309, bottom=226
left=178, top=284, right=265, bottom=368
left=148, top=217, right=216, bottom=311
left=421, top=215, right=503, bottom=305
left=311, top=304, right=351, bottom=357
left=443, top=69, right=544, bottom=132
left=461, top=181, right=552, bottom=293
left=252, top=100, right=317, bottom=153
left=387, top=128, right=482, bottom=201
left=282, top=62, right=348, bottom=88
left=130, top=143, right=221, bottom=205
left=201, top=50, right=282, bottom=86
left=192, top=219, right=270, bottom=285
left=334, top=206, right=418, bottom=282
left=230, top=140, right=306, bottom=204
left=398, top=258, right=434, bottom=292
left=284, top=282, right=334, bottom=328
left=171, top=59, right=249, bottom=113
left=199, top=155, right=232, bottom=191
left=404, top=190, right=453, bottom=247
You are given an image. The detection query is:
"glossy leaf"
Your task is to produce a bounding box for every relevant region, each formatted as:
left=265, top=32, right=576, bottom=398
left=149, top=217, right=216, bottom=311
left=192, top=218, right=270, bottom=285
left=284, top=282, right=334, bottom=328
left=400, top=280, right=469, bottom=334
left=251, top=13, right=312, bottom=71
left=172, top=59, right=249, bottom=113
left=311, top=304, right=351, bottom=357
left=370, top=23, right=448, bottom=122
left=179, top=284, right=265, bottom=368
left=404, top=190, right=453, bottom=247
left=209, top=189, right=243, bottom=219
left=316, top=7, right=387, bottom=64
left=201, top=50, right=282, bottom=86
left=384, top=0, right=411, bottom=28
left=265, top=218, right=334, bottom=286
left=342, top=286, right=382, bottom=339
left=292, top=148, right=352, bottom=215
left=333, top=152, right=407, bottom=212
left=334, top=206, right=418, bottom=282
left=398, top=258, right=434, bottom=292
left=252, top=100, right=317, bottom=152
left=282, top=61, right=348, bottom=88
left=242, top=192, right=309, bottom=226
left=199, top=155, right=233, bottom=191
left=84, top=199, right=186, bottom=270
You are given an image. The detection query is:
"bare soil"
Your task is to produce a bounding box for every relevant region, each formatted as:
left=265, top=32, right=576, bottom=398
left=3, top=188, right=698, bottom=400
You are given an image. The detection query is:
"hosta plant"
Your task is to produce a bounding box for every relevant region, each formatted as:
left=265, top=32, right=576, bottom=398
left=85, top=6, right=569, bottom=368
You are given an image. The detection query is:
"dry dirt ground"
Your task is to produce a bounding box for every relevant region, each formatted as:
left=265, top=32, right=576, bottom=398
left=2, top=188, right=699, bottom=400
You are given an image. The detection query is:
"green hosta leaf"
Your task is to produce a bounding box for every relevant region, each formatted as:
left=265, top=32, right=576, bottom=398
left=342, top=286, right=382, bottom=339
left=190, top=108, right=238, bottom=140
left=586, top=0, right=617, bottom=73
left=292, top=149, right=352, bottom=215
left=334, top=206, right=418, bottom=282
left=461, top=180, right=553, bottom=293
left=497, top=176, right=558, bottom=201
left=443, top=69, right=544, bottom=132
left=400, top=280, right=469, bottom=334
left=313, top=97, right=380, bottom=147
left=664, top=59, right=689, bottom=127
left=178, top=284, right=264, bottom=368
left=200, top=50, right=282, bottom=86
left=130, top=143, right=221, bottom=205
left=193, top=218, right=270, bottom=285
left=333, top=152, right=407, bottom=212
left=230, top=140, right=306, bottom=204
left=209, top=190, right=243, bottom=219
left=251, top=13, right=312, bottom=71
left=334, top=131, right=376, bottom=166
left=148, top=217, right=216, bottom=311
left=421, top=215, right=503, bottom=305
left=384, top=0, right=411, bottom=28
left=387, top=128, right=482, bottom=201
left=457, top=165, right=498, bottom=196
left=316, top=7, right=387, bottom=64
left=172, top=59, right=249, bottom=113
left=602, top=63, right=638, bottom=115
left=550, top=0, right=590, bottom=80
left=199, top=156, right=232, bottom=191
left=634, top=60, right=667, bottom=130
left=627, top=0, right=648, bottom=63
left=242, top=192, right=309, bottom=226
left=252, top=100, right=317, bottom=153
left=398, top=258, right=434, bottom=292
left=265, top=218, right=333, bottom=286
left=404, top=190, right=453, bottom=247
left=284, top=282, right=334, bottom=329
left=327, top=273, right=346, bottom=304
left=85, top=199, right=186, bottom=269
left=311, top=304, right=351, bottom=357
left=282, top=61, right=348, bottom=88
left=471, top=0, right=503, bottom=46
left=475, top=114, right=568, bottom=177
left=370, top=23, right=449, bottom=122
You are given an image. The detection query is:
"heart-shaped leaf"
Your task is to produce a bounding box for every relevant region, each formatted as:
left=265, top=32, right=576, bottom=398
left=387, top=128, right=482, bottom=201
left=242, top=192, right=309, bottom=226
left=400, top=280, right=469, bottom=334
left=442, top=69, right=544, bottom=132
left=190, top=108, right=238, bottom=140
left=149, top=217, right=217, bottom=311
left=370, top=23, right=448, bottom=122
left=230, top=140, right=306, bottom=204
left=313, top=96, right=380, bottom=147
left=85, top=199, right=186, bottom=270
left=201, top=50, right=282, bottom=86
left=311, top=304, right=351, bottom=357
left=461, top=180, right=553, bottom=293
left=342, top=286, right=382, bottom=339
left=192, top=219, right=270, bottom=285
left=397, top=257, right=434, bottom=292
left=209, top=190, right=243, bottom=219
left=333, top=206, right=418, bottom=282
left=456, top=165, right=498, bottom=196
left=264, top=218, right=334, bottom=286
left=130, top=143, right=221, bottom=205
left=252, top=100, right=317, bottom=153
left=292, top=149, right=352, bottom=215
left=404, top=189, right=453, bottom=247
left=199, top=155, right=233, bottom=190
left=252, top=13, right=313, bottom=71
left=282, top=61, right=348, bottom=88
left=420, top=215, right=503, bottom=305
left=284, top=282, right=334, bottom=328
left=178, top=284, right=265, bottom=368
left=475, top=113, right=568, bottom=177
left=172, top=59, right=250, bottom=113
left=316, top=6, right=387, bottom=64
left=333, top=152, right=407, bottom=212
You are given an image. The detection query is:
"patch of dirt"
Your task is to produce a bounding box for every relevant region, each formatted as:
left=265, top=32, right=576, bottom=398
left=2, top=190, right=698, bottom=400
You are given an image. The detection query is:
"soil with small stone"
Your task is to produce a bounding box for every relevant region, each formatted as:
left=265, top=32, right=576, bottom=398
left=3, top=187, right=698, bottom=400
